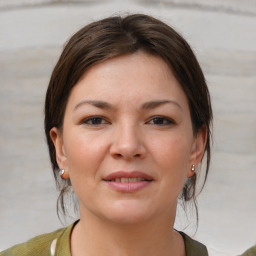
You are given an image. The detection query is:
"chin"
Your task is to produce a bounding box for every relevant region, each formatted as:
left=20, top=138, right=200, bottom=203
left=107, top=212, right=151, bottom=225
left=101, top=200, right=155, bottom=225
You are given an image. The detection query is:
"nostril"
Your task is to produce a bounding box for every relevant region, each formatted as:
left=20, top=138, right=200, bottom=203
left=113, top=153, right=141, bottom=159
left=110, top=141, right=146, bottom=160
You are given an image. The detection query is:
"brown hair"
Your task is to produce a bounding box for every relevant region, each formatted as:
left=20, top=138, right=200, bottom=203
left=44, top=14, right=212, bottom=222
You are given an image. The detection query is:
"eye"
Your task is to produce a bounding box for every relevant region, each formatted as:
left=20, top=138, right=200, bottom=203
left=147, top=116, right=175, bottom=126
left=82, top=116, right=109, bottom=126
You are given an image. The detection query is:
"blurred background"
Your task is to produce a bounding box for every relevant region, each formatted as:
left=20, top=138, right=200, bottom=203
left=0, top=0, right=255, bottom=255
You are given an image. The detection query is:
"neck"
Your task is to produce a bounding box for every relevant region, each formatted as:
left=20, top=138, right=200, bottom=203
left=71, top=207, right=185, bottom=256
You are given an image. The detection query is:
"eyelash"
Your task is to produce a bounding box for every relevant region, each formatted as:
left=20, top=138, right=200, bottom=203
left=81, top=116, right=175, bottom=126
left=147, top=116, right=175, bottom=126
left=81, top=116, right=109, bottom=126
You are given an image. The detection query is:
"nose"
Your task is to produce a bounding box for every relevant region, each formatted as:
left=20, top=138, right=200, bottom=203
left=110, top=123, right=146, bottom=160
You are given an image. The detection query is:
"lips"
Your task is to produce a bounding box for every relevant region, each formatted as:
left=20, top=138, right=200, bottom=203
left=103, top=171, right=153, bottom=181
left=103, top=171, right=153, bottom=192
left=110, top=177, right=147, bottom=182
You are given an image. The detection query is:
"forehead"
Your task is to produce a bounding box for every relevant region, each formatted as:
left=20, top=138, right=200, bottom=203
left=66, top=52, right=189, bottom=110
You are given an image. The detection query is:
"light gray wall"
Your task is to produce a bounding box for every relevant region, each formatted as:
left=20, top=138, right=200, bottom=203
left=0, top=1, right=256, bottom=255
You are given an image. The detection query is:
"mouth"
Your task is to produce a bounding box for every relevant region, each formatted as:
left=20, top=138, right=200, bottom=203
left=108, top=177, right=149, bottom=182
left=103, top=171, right=153, bottom=193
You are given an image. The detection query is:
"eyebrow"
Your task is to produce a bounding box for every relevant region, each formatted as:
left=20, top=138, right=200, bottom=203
left=141, top=100, right=182, bottom=110
left=74, top=100, right=112, bottom=111
left=74, top=99, right=182, bottom=111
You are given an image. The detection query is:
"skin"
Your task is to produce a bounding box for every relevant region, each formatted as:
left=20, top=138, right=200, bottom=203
left=50, top=51, right=207, bottom=256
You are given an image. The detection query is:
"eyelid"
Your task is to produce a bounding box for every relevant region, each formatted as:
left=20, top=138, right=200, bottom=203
left=79, top=115, right=175, bottom=126
left=146, top=116, right=175, bottom=125
left=81, top=116, right=110, bottom=125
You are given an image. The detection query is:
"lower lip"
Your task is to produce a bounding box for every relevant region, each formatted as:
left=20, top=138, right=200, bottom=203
left=104, top=181, right=152, bottom=193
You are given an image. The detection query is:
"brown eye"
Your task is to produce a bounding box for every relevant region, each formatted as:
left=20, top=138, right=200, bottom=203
left=148, top=116, right=174, bottom=126
left=82, top=116, right=108, bottom=126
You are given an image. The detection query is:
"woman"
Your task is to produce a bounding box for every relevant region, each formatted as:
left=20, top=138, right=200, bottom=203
left=1, top=14, right=212, bottom=256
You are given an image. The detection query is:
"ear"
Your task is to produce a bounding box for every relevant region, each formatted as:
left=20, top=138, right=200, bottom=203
left=50, top=127, right=70, bottom=179
left=187, top=126, right=207, bottom=178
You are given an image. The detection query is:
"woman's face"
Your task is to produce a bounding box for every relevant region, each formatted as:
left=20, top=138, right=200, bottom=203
left=51, top=51, right=206, bottom=225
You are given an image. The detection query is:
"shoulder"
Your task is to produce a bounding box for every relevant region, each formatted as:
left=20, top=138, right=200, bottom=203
left=240, top=245, right=256, bottom=256
left=179, top=231, right=208, bottom=256
left=0, top=226, right=68, bottom=256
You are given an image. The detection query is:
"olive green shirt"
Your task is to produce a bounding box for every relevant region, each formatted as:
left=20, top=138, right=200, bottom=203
left=0, top=222, right=208, bottom=256
left=240, top=245, right=256, bottom=256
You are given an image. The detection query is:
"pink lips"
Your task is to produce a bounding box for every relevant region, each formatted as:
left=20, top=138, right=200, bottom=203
left=103, top=171, right=153, bottom=193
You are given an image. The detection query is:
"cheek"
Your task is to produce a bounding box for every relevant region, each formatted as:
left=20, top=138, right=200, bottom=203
left=63, top=133, right=105, bottom=202
left=150, top=134, right=192, bottom=188
left=151, top=133, right=192, bottom=165
left=63, top=131, right=108, bottom=178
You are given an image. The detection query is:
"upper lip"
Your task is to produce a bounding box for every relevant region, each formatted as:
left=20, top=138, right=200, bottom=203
left=103, top=171, right=154, bottom=181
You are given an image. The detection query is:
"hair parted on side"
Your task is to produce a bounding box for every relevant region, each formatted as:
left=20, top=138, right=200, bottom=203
left=44, top=13, right=212, bottom=222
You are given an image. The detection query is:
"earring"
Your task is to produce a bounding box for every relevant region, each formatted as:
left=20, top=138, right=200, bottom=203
left=191, top=164, right=196, bottom=172
left=59, top=169, right=65, bottom=178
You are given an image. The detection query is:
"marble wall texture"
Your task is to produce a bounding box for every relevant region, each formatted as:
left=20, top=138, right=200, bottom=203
left=0, top=0, right=255, bottom=255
